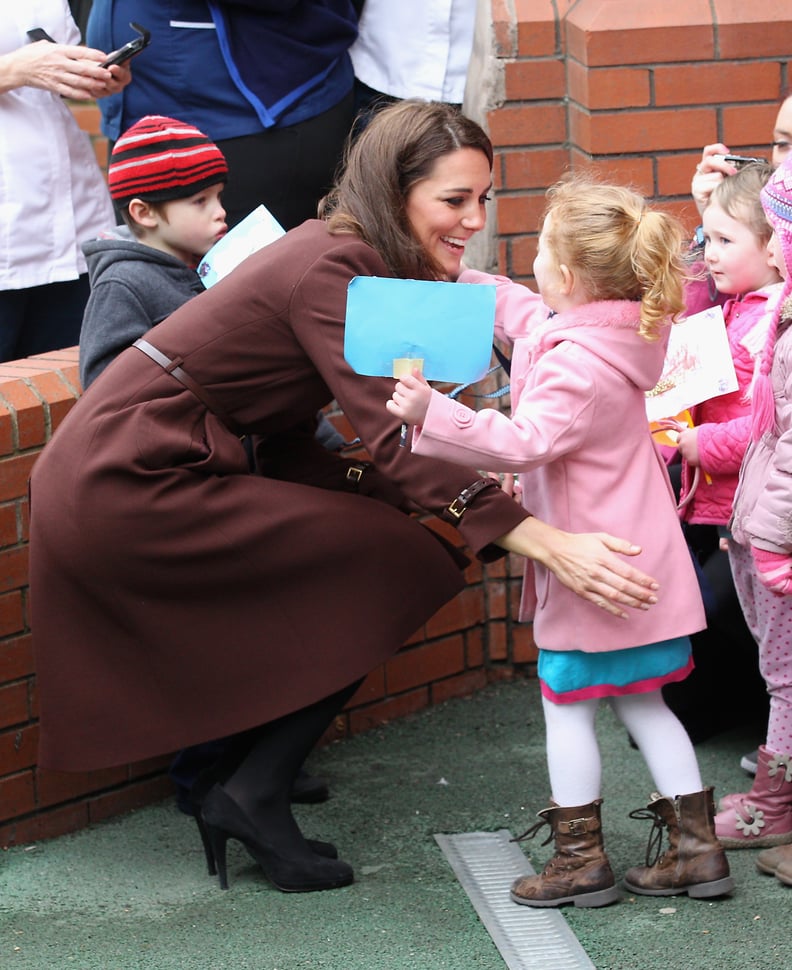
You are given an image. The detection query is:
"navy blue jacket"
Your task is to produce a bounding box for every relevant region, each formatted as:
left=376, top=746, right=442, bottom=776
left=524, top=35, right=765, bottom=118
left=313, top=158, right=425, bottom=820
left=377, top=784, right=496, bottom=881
left=87, top=1, right=358, bottom=141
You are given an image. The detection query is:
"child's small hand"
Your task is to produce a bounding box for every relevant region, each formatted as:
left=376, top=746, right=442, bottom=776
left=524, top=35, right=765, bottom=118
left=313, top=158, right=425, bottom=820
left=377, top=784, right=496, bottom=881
left=485, top=470, right=522, bottom=501
left=677, top=426, right=700, bottom=466
left=386, top=368, right=432, bottom=426
left=752, top=546, right=792, bottom=595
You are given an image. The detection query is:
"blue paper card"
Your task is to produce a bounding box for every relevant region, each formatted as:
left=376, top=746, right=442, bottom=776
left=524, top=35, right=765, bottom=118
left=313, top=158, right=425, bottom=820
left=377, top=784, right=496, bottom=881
left=197, top=204, right=285, bottom=288
left=343, top=276, right=496, bottom=382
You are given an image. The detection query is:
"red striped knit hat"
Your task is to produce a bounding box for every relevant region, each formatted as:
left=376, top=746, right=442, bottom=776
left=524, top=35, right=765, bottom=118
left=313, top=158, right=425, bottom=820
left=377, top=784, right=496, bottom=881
left=108, top=115, right=228, bottom=206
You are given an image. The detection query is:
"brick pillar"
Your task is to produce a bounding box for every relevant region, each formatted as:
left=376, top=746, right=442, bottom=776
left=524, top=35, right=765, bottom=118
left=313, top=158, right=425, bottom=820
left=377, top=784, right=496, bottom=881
left=471, top=0, right=791, bottom=285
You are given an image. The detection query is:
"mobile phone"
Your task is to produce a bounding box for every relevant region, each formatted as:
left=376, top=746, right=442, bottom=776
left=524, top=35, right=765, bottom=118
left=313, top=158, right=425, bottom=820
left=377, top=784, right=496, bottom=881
left=100, top=22, right=150, bottom=68
left=27, top=27, right=56, bottom=44
left=717, top=153, right=768, bottom=169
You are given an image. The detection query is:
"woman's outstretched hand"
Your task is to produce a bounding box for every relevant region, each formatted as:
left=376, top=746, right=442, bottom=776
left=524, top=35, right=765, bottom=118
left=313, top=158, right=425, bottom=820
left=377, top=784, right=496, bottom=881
left=386, top=368, right=432, bottom=426
left=496, top=518, right=659, bottom=618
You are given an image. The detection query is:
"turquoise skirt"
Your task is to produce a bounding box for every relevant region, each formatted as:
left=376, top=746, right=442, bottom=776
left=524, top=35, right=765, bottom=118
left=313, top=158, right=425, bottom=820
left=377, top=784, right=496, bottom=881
left=538, top=637, right=693, bottom=704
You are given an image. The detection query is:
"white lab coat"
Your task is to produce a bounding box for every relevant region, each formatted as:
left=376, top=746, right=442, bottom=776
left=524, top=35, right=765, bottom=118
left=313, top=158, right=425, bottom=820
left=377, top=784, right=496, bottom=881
left=349, top=0, right=477, bottom=104
left=0, top=1, right=114, bottom=289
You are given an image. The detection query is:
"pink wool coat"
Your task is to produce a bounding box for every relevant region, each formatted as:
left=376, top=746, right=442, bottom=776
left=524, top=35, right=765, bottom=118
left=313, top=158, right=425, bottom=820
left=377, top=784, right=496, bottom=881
left=413, top=270, right=706, bottom=653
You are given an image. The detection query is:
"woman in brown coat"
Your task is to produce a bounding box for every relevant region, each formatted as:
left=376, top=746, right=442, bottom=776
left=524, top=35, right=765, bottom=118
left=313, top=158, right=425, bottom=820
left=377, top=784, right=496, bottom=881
left=29, top=100, right=658, bottom=894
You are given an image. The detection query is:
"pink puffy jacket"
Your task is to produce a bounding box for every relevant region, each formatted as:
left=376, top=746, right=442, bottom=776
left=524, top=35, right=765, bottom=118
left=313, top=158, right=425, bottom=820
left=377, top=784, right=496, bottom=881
left=679, top=285, right=780, bottom=525
left=731, top=303, right=792, bottom=552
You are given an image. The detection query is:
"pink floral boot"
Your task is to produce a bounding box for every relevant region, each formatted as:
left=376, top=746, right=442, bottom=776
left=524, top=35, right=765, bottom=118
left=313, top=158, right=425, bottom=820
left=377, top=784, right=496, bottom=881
left=714, top=747, right=792, bottom=848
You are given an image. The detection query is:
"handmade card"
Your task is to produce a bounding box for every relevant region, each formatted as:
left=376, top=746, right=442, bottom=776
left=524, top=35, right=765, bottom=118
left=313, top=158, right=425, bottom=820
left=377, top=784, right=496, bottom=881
left=197, top=204, right=285, bottom=287
left=343, top=276, right=496, bottom=383
left=645, top=305, right=737, bottom=423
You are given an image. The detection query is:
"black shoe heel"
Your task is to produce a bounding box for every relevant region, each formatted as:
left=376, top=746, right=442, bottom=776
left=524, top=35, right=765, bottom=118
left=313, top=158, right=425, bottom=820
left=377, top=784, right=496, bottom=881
left=204, top=817, right=231, bottom=890
left=194, top=815, right=218, bottom=876
left=200, top=784, right=353, bottom=892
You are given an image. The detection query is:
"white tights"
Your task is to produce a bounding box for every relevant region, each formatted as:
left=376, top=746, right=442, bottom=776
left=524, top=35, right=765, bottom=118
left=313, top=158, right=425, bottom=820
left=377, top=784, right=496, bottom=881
left=542, top=690, right=703, bottom=807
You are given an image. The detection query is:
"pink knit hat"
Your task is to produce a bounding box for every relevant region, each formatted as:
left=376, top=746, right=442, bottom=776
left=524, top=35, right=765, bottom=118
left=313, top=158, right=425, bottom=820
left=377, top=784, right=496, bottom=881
left=752, top=157, right=792, bottom=439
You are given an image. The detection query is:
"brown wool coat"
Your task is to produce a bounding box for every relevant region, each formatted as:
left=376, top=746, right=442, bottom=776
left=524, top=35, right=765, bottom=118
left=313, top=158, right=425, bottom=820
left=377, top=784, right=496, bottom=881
left=29, top=221, right=527, bottom=771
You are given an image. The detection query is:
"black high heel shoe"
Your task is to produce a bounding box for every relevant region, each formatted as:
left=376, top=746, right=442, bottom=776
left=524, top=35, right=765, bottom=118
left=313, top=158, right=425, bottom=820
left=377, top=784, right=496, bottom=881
left=200, top=784, right=354, bottom=892
left=189, top=780, right=338, bottom=878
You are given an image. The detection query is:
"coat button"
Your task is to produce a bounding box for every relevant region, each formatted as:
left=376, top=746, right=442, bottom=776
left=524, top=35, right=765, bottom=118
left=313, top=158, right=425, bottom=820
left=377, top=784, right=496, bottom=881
left=452, top=404, right=474, bottom=427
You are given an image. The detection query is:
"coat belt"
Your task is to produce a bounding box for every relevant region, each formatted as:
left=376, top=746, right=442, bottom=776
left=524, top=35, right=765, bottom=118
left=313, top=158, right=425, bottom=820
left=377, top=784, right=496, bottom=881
left=133, top=338, right=242, bottom=436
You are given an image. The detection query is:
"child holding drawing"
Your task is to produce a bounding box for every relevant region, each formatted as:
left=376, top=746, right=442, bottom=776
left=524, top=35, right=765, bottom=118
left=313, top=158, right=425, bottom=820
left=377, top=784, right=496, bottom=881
left=387, top=173, right=734, bottom=907
left=675, top=162, right=781, bottom=516
left=663, top=162, right=782, bottom=746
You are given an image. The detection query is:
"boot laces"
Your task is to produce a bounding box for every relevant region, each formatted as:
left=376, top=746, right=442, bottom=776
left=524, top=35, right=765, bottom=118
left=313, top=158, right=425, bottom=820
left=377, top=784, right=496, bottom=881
left=510, top=815, right=554, bottom=847
left=628, top=806, right=667, bottom=866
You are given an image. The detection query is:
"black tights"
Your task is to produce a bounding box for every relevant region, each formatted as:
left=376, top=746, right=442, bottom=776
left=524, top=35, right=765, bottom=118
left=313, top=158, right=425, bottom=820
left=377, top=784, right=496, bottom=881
left=221, top=681, right=362, bottom=853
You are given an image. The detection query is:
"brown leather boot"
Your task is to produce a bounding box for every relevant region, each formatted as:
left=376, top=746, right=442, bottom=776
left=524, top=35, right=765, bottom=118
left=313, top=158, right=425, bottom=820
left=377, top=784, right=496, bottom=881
left=623, top=788, right=734, bottom=898
left=756, top=842, right=792, bottom=877
left=510, top=799, right=619, bottom=908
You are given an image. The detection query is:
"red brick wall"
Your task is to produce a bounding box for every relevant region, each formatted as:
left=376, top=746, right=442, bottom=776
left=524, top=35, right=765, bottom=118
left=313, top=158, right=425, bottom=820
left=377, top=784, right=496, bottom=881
left=2, top=1, right=790, bottom=844
left=489, top=0, right=791, bottom=284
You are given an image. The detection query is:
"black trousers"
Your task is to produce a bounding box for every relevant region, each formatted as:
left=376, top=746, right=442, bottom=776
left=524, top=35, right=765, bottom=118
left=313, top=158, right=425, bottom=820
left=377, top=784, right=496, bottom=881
left=217, top=90, right=356, bottom=231
left=0, top=275, right=90, bottom=363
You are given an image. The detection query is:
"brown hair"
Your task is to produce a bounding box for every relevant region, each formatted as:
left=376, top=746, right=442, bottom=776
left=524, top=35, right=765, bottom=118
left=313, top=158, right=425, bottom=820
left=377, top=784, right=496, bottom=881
left=118, top=200, right=168, bottom=239
left=541, top=174, right=686, bottom=339
left=319, top=99, right=493, bottom=280
left=707, top=161, right=775, bottom=246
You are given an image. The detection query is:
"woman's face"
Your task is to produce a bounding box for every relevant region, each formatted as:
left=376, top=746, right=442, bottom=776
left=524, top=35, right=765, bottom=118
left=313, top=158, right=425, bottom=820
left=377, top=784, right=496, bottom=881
left=772, top=96, right=792, bottom=169
left=405, top=147, right=492, bottom=279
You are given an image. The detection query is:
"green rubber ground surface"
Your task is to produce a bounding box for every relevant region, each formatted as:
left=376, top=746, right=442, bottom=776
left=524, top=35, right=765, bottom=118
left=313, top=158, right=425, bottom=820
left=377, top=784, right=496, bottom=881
left=1, top=678, right=785, bottom=970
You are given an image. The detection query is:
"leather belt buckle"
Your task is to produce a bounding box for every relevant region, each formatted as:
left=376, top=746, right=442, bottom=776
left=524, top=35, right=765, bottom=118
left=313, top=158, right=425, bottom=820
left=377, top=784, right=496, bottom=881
left=444, top=477, right=497, bottom=521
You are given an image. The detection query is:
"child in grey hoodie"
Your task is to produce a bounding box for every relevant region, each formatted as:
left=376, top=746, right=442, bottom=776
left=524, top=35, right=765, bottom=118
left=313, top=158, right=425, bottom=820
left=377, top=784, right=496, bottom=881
left=79, top=114, right=228, bottom=388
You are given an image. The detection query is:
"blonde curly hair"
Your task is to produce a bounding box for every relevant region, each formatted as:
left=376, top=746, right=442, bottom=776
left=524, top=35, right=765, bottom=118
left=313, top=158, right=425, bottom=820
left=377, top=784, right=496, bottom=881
left=542, top=174, right=687, bottom=340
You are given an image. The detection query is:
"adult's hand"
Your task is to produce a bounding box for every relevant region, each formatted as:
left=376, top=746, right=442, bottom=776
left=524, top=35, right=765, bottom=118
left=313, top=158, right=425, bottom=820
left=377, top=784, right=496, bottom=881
left=691, top=143, right=737, bottom=215
left=495, top=516, right=659, bottom=618
left=0, top=40, right=130, bottom=100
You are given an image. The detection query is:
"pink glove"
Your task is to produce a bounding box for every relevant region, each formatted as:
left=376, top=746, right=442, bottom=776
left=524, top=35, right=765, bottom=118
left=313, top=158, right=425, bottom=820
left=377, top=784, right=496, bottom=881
left=752, top=547, right=792, bottom=595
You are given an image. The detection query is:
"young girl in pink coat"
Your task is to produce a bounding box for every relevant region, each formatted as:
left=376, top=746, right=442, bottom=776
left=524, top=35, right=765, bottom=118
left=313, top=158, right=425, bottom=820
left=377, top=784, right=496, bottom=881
left=388, top=175, right=734, bottom=908
left=663, top=163, right=781, bottom=746
left=677, top=162, right=781, bottom=523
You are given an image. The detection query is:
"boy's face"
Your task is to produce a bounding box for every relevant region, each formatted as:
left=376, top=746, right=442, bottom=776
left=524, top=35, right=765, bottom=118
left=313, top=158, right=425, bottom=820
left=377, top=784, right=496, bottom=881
left=150, top=184, right=228, bottom=265
left=702, top=200, right=780, bottom=295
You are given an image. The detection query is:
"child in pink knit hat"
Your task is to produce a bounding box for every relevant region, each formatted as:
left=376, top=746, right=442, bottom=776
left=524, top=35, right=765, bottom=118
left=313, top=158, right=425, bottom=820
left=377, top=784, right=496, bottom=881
left=715, top=155, right=792, bottom=862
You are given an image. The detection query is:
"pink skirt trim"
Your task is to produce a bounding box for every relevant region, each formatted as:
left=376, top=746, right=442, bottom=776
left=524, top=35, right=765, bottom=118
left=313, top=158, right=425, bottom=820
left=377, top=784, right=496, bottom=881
left=540, top=655, right=694, bottom=705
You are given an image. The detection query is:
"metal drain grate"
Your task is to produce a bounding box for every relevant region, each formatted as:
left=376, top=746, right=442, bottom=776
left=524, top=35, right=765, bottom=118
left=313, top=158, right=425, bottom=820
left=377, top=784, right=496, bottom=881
left=434, top=830, right=596, bottom=970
